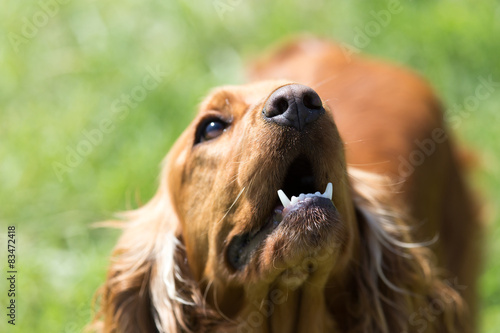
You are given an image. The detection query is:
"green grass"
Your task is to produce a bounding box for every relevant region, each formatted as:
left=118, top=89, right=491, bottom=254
left=1, top=0, right=499, bottom=331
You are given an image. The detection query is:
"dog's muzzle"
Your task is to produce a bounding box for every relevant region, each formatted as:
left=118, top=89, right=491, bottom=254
left=262, top=84, right=325, bottom=131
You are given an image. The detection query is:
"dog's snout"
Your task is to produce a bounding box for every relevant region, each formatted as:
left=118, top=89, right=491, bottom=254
left=263, top=84, right=325, bottom=131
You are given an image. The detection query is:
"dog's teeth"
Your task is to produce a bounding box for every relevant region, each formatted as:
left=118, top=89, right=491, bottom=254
left=323, top=183, right=333, bottom=200
left=278, top=190, right=291, bottom=208
left=279, top=185, right=333, bottom=208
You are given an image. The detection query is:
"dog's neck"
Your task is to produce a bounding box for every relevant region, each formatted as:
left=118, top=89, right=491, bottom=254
left=230, top=281, right=332, bottom=333
left=205, top=261, right=357, bottom=333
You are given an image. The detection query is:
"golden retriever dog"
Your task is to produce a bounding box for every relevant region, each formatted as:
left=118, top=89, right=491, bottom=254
left=93, top=38, right=480, bottom=333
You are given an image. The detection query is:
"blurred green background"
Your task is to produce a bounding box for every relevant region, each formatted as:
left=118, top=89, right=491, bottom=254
left=1, top=0, right=499, bottom=331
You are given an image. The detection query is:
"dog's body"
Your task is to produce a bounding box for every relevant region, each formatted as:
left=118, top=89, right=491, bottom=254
left=249, top=38, right=481, bottom=322
left=95, top=38, right=480, bottom=332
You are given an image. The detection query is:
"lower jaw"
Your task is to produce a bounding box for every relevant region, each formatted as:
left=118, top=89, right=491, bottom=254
left=227, top=197, right=339, bottom=271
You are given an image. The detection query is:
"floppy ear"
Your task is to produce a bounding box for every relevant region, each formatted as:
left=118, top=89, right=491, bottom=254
left=346, top=168, right=467, bottom=333
left=92, top=189, right=178, bottom=332
left=92, top=183, right=224, bottom=333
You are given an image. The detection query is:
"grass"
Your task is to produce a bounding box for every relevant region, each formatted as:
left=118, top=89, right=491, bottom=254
left=1, top=0, right=499, bottom=331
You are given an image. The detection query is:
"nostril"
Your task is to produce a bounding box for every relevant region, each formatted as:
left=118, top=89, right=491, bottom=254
left=302, top=91, right=322, bottom=110
left=276, top=97, right=289, bottom=115
left=264, top=95, right=290, bottom=118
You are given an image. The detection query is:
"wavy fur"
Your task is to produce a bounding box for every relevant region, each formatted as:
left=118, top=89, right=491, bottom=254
left=92, top=37, right=475, bottom=332
left=92, top=167, right=466, bottom=332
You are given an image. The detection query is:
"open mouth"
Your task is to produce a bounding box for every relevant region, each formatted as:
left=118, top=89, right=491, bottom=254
left=227, top=156, right=336, bottom=270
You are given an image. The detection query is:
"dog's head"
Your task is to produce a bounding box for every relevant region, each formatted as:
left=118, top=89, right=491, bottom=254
left=95, top=80, right=464, bottom=333
left=164, top=81, right=356, bottom=285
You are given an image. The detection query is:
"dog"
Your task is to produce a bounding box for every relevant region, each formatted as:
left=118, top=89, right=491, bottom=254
left=93, top=38, right=480, bottom=333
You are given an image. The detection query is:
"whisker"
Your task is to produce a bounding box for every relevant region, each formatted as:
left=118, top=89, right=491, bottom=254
left=202, top=279, right=214, bottom=314
left=216, top=186, right=246, bottom=226
left=307, top=75, right=339, bottom=90
left=225, top=98, right=234, bottom=113
left=212, top=283, right=236, bottom=323
left=347, top=161, right=391, bottom=167
left=224, top=176, right=239, bottom=188
left=343, top=139, right=366, bottom=145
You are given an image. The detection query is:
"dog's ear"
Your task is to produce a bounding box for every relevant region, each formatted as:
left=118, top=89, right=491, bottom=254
left=92, top=182, right=225, bottom=333
left=346, top=168, right=466, bottom=333
left=92, top=189, right=182, bottom=332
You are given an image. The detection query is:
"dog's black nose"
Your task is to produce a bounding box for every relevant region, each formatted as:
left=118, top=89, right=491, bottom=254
left=263, top=84, right=325, bottom=131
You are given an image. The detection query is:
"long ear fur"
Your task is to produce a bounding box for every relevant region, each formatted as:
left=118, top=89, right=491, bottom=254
left=346, top=168, right=467, bottom=333
left=91, top=186, right=223, bottom=333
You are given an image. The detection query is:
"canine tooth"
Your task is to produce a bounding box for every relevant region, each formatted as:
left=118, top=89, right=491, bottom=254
left=324, top=183, right=333, bottom=200
left=278, top=190, right=291, bottom=208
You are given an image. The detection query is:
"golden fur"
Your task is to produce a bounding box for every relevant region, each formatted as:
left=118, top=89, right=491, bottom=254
left=92, top=38, right=480, bottom=333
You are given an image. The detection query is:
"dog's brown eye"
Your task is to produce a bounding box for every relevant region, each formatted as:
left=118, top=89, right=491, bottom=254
left=196, top=119, right=227, bottom=144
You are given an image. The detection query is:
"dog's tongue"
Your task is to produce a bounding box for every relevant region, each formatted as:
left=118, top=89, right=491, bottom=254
left=277, top=182, right=333, bottom=208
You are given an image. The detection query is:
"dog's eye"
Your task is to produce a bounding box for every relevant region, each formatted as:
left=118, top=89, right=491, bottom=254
left=196, top=118, right=228, bottom=144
